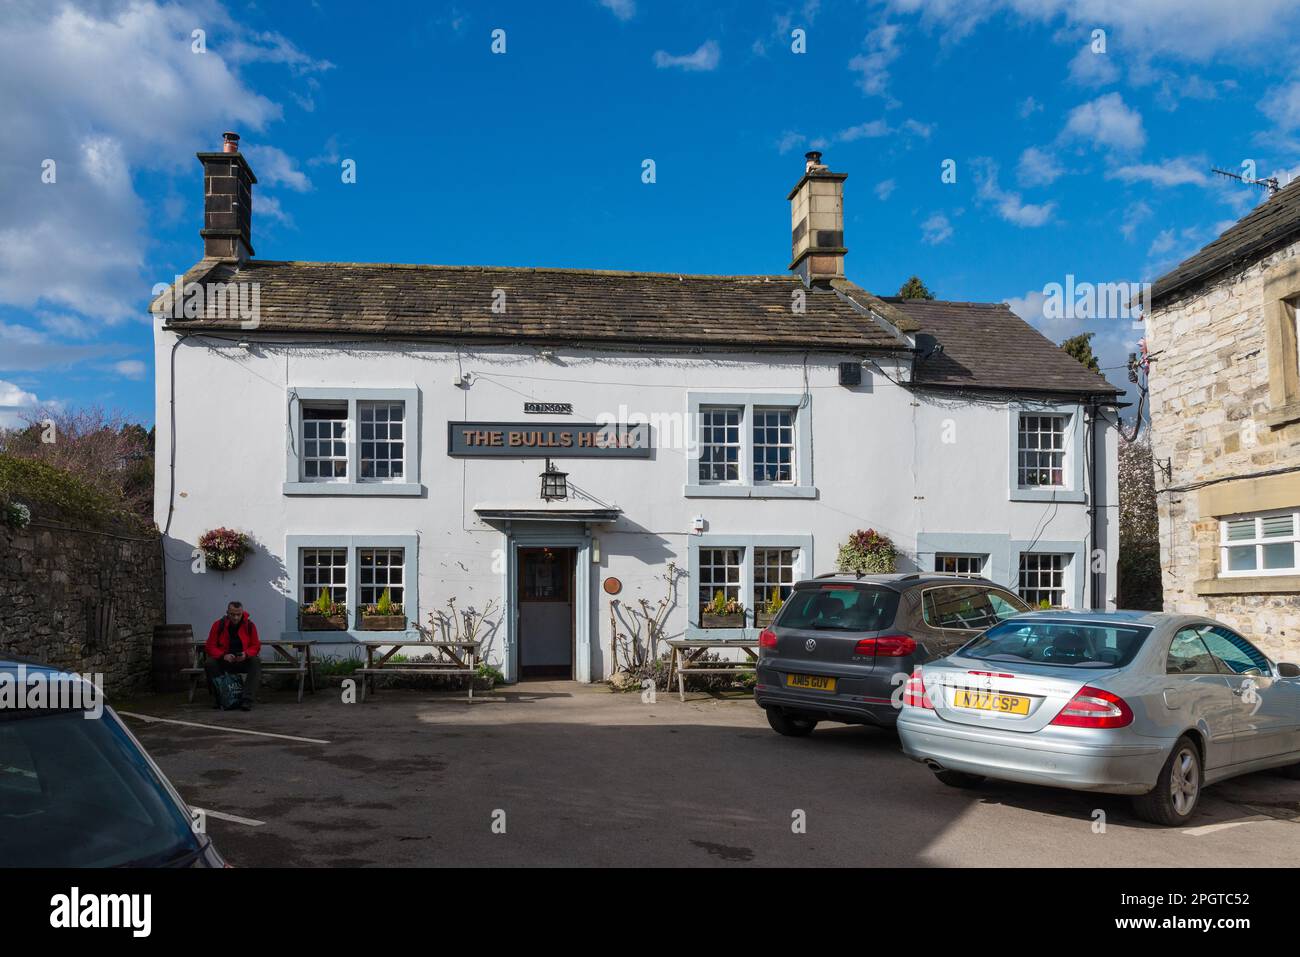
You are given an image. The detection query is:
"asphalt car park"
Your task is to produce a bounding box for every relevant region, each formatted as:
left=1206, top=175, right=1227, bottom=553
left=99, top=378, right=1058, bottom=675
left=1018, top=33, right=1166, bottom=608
left=113, top=681, right=1300, bottom=868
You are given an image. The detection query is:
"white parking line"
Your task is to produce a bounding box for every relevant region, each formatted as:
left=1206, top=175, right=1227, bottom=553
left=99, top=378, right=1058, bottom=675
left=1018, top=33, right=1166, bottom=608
left=1183, top=815, right=1274, bottom=836
left=194, top=808, right=265, bottom=827
left=118, top=711, right=329, bottom=745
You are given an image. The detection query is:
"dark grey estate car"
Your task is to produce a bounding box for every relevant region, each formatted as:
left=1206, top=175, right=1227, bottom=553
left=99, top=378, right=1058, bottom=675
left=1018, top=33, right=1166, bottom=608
left=755, top=573, right=1029, bottom=736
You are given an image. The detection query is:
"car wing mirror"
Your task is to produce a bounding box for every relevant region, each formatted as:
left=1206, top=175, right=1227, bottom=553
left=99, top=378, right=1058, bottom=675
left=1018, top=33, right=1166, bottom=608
left=1277, top=662, right=1300, bottom=678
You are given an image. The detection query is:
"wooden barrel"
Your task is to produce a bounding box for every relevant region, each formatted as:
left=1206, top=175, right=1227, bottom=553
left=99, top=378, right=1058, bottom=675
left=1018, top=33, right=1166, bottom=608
left=152, top=624, right=194, bottom=692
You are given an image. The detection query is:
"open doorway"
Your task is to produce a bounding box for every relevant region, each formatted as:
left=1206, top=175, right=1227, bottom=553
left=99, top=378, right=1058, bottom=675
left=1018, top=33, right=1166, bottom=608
left=516, top=547, right=576, bottom=679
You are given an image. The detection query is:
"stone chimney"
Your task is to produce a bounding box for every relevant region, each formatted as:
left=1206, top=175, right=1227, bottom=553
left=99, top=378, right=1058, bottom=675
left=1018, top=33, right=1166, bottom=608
left=197, top=131, right=257, bottom=260
left=787, top=151, right=847, bottom=284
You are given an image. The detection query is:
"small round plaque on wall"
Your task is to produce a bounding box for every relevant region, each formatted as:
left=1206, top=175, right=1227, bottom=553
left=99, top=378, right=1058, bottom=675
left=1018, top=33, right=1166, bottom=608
left=602, top=577, right=622, bottom=595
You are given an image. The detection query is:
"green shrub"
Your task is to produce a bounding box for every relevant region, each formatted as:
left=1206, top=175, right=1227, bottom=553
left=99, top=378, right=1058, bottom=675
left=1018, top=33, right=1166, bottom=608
left=0, top=455, right=145, bottom=529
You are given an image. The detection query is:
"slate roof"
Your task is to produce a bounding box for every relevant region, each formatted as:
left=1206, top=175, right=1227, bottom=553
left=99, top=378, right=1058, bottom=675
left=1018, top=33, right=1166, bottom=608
left=1150, top=178, right=1300, bottom=307
left=158, top=260, right=905, bottom=351
left=156, top=259, right=1119, bottom=397
left=885, top=297, right=1121, bottom=396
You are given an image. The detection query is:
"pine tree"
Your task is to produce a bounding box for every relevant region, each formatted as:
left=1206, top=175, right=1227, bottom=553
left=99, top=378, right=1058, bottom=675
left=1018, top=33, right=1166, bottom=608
left=897, top=275, right=935, bottom=300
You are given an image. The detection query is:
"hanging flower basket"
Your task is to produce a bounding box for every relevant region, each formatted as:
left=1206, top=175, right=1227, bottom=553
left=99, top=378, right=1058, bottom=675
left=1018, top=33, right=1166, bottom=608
left=199, top=527, right=253, bottom=572
left=835, top=528, right=897, bottom=575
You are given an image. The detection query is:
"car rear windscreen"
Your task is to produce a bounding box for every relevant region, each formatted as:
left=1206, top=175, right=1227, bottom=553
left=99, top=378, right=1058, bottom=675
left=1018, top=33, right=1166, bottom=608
left=775, top=584, right=900, bottom=632
left=957, top=620, right=1152, bottom=669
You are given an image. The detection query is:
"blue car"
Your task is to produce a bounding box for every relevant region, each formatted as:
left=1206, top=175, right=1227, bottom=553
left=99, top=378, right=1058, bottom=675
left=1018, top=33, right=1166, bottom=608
left=0, top=659, right=226, bottom=867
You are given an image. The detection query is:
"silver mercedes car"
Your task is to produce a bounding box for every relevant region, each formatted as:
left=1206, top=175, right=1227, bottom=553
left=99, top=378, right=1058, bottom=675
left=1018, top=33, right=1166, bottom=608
left=897, top=611, right=1300, bottom=826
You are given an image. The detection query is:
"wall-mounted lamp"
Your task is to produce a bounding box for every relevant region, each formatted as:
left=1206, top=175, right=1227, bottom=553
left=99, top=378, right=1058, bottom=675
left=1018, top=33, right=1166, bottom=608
left=540, top=458, right=568, bottom=501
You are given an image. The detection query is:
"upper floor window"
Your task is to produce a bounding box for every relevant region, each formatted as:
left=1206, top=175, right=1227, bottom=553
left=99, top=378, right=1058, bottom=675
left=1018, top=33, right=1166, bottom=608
left=698, top=407, right=741, bottom=483
left=1220, top=510, right=1299, bottom=577
left=687, top=393, right=812, bottom=499
left=1017, top=414, right=1067, bottom=488
left=302, top=404, right=349, bottom=480
left=285, top=387, right=421, bottom=496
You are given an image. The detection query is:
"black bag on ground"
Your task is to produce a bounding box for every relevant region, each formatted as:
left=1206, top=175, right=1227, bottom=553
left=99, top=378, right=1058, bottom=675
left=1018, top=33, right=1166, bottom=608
left=212, top=672, right=244, bottom=710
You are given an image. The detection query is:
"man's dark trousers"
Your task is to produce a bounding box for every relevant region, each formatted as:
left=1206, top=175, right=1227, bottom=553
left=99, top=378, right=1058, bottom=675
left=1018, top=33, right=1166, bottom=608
left=204, top=656, right=261, bottom=705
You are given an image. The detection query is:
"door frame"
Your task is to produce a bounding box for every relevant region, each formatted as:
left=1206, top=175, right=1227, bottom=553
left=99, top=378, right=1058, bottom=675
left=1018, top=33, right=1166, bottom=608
left=516, top=546, right=577, bottom=679
left=502, top=526, right=593, bottom=684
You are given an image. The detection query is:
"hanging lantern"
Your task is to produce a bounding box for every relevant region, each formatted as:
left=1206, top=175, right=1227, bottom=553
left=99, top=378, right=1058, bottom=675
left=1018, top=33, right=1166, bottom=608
left=540, top=458, right=568, bottom=501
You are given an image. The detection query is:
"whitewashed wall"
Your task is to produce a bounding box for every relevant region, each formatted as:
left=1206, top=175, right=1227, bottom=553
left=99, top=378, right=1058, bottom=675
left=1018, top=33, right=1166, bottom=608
left=154, top=331, right=1117, bottom=680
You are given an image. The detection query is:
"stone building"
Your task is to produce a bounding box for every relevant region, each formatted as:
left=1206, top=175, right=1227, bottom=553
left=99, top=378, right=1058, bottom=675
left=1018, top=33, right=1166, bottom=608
left=1147, top=181, right=1300, bottom=660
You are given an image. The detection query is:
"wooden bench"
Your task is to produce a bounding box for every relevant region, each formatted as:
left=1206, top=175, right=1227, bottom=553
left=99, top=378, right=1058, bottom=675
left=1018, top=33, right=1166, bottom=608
left=182, top=639, right=316, bottom=704
left=356, top=639, right=480, bottom=703
left=666, top=638, right=760, bottom=702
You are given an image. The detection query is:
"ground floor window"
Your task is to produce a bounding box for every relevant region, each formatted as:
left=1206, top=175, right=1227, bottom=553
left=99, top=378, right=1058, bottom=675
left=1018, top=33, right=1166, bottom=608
left=698, top=547, right=743, bottom=610
left=301, top=548, right=348, bottom=605
left=1018, top=553, right=1068, bottom=608
left=359, top=548, right=405, bottom=606
left=753, top=547, right=798, bottom=611
left=1220, top=510, right=1299, bottom=576
left=934, top=553, right=986, bottom=578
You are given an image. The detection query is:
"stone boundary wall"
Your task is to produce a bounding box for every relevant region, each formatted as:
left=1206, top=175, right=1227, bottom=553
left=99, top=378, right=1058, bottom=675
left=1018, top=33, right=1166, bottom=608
left=0, top=508, right=163, bottom=694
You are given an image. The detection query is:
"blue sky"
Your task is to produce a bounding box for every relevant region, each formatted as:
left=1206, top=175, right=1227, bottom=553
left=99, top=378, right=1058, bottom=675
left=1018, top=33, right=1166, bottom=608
left=5, top=0, right=1300, bottom=426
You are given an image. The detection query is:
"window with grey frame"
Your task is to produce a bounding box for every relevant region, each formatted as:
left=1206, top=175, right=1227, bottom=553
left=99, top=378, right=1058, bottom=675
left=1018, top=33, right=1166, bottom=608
left=359, top=548, right=404, bottom=606
left=934, top=553, right=986, bottom=578
left=753, top=546, right=798, bottom=611
left=698, top=547, right=743, bottom=609
left=752, top=407, right=795, bottom=483
left=1018, top=553, right=1067, bottom=607
left=301, top=404, right=348, bottom=480
left=1017, top=413, right=1067, bottom=488
left=301, top=548, right=348, bottom=605
left=359, top=401, right=405, bottom=480
left=698, top=407, right=742, bottom=483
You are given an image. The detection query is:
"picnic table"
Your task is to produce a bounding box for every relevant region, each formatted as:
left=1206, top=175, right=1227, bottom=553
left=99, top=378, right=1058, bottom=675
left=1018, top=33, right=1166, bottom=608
left=665, top=638, right=760, bottom=702
left=182, top=639, right=316, bottom=704
left=355, top=639, right=481, bottom=703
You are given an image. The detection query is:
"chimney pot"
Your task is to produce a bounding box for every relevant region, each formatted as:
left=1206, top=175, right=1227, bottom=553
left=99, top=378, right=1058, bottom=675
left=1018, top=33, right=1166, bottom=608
left=222, top=131, right=241, bottom=153
left=804, top=150, right=823, bottom=171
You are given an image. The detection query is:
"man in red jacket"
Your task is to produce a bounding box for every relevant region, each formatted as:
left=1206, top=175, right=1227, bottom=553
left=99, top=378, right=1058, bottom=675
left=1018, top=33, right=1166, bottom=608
left=204, top=601, right=262, bottom=710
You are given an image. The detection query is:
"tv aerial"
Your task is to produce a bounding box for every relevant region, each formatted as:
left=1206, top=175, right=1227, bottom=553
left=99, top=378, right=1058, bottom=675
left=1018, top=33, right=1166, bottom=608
left=1212, top=166, right=1281, bottom=195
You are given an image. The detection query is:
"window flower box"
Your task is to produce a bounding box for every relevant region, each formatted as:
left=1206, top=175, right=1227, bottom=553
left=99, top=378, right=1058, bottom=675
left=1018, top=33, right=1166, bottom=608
left=360, top=613, right=407, bottom=631
left=299, top=609, right=348, bottom=631
left=700, top=612, right=746, bottom=629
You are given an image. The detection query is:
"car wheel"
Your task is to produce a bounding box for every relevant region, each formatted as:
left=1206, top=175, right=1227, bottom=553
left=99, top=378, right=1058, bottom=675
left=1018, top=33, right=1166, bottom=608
left=933, top=769, right=985, bottom=789
left=766, top=708, right=817, bottom=737
left=1132, top=735, right=1202, bottom=826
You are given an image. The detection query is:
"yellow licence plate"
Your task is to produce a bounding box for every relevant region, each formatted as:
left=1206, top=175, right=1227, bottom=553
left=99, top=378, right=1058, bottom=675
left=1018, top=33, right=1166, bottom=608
left=786, top=674, right=836, bottom=692
left=952, top=690, right=1030, bottom=715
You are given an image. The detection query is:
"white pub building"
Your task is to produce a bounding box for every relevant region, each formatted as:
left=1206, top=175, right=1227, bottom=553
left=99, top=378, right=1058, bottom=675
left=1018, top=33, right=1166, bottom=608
left=153, top=134, right=1121, bottom=682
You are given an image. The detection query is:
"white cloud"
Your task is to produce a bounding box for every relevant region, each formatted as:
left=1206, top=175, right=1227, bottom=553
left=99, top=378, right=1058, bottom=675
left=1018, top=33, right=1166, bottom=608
left=242, top=145, right=311, bottom=192
left=598, top=0, right=636, bottom=20
left=112, top=359, right=147, bottom=381
left=1018, top=96, right=1042, bottom=118
left=848, top=23, right=902, bottom=99
left=875, top=178, right=897, bottom=200
left=0, top=379, right=40, bottom=427
left=0, top=1, right=316, bottom=334
left=1147, top=229, right=1176, bottom=256
left=653, top=40, right=720, bottom=71
left=777, top=130, right=805, bottom=154
left=39, top=313, right=98, bottom=339
left=974, top=160, right=1056, bottom=227
left=921, top=212, right=952, bottom=244
left=0, top=321, right=129, bottom=372
left=1067, top=44, right=1119, bottom=87
left=1262, top=79, right=1300, bottom=131
left=1120, top=200, right=1153, bottom=241
left=1017, top=146, right=1064, bottom=187
left=1107, top=157, right=1210, bottom=188
left=1061, top=93, right=1145, bottom=153
left=836, top=120, right=890, bottom=142
left=884, top=1, right=1300, bottom=60
left=903, top=118, right=933, bottom=138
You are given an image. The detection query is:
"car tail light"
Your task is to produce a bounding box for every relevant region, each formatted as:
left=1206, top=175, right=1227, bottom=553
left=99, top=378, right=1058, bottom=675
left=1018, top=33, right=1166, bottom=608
left=1050, top=686, right=1133, bottom=728
left=902, top=667, right=933, bottom=709
left=854, top=634, right=916, bottom=657
left=758, top=628, right=778, bottom=650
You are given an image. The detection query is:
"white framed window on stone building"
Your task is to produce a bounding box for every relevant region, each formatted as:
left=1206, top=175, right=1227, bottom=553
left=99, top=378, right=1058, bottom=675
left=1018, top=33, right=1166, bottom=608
left=687, top=392, right=814, bottom=498
left=1220, top=510, right=1300, bottom=577
left=753, top=546, right=799, bottom=610
left=934, top=553, right=986, bottom=578
left=285, top=387, right=421, bottom=496
left=1018, top=552, right=1069, bottom=608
